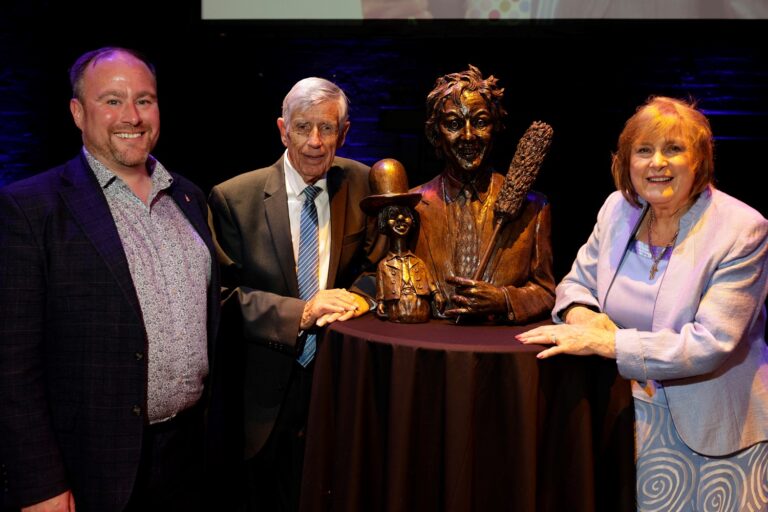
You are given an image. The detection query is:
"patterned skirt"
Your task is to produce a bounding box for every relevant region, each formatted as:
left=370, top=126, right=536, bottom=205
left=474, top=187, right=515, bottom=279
left=635, top=399, right=768, bottom=512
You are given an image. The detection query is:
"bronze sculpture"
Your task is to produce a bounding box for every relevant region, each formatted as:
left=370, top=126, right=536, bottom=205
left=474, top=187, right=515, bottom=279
left=361, top=159, right=444, bottom=323
left=409, top=65, right=556, bottom=324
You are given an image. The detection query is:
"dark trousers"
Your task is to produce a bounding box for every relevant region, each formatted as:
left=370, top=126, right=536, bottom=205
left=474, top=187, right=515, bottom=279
left=124, top=404, right=205, bottom=512
left=242, top=361, right=313, bottom=512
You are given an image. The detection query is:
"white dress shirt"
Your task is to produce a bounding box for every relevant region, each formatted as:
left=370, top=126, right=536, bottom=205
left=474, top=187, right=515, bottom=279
left=283, top=150, right=331, bottom=291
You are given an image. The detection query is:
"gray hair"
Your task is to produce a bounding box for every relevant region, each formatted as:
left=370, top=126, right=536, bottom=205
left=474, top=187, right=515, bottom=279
left=282, top=77, right=349, bottom=126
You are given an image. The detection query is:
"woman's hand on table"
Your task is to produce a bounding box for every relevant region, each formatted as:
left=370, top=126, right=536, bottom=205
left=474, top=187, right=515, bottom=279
left=563, top=305, right=618, bottom=331
left=516, top=323, right=617, bottom=360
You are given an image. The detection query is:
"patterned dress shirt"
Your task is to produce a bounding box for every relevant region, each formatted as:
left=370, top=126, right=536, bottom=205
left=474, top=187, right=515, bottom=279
left=85, top=149, right=210, bottom=423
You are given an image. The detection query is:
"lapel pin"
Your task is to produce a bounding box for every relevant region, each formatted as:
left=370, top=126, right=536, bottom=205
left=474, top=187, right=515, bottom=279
left=184, top=194, right=191, bottom=203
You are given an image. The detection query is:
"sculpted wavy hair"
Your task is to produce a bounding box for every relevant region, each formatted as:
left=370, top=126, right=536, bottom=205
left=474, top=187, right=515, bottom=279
left=424, top=65, right=507, bottom=157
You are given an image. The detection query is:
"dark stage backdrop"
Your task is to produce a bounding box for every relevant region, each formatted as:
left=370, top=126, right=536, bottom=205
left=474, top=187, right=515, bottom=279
left=2, top=2, right=767, bottom=280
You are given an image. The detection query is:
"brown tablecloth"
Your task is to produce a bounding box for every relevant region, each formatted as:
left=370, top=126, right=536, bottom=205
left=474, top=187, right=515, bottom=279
left=300, top=314, right=635, bottom=512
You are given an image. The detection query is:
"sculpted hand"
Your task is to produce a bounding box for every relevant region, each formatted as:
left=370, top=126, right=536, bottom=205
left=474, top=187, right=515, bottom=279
left=432, top=291, right=446, bottom=315
left=516, top=324, right=616, bottom=360
left=443, top=276, right=505, bottom=316
left=301, top=289, right=363, bottom=329
left=23, top=490, right=75, bottom=512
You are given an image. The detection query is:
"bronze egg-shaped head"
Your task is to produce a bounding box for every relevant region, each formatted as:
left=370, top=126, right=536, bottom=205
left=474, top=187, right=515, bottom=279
left=360, top=158, right=422, bottom=215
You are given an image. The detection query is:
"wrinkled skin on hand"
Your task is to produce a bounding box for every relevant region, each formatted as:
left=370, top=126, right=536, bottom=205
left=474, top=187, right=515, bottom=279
left=516, top=305, right=618, bottom=360
left=564, top=306, right=617, bottom=331
left=302, top=289, right=365, bottom=329
left=516, top=323, right=617, bottom=360
left=443, top=275, right=505, bottom=316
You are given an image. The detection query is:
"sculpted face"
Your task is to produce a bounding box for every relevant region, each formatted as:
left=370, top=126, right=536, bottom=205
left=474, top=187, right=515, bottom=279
left=69, top=51, right=159, bottom=174
left=437, top=90, right=494, bottom=175
left=386, top=205, right=414, bottom=238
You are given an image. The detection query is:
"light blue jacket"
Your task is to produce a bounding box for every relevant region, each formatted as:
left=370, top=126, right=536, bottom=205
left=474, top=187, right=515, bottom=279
left=555, top=186, right=768, bottom=456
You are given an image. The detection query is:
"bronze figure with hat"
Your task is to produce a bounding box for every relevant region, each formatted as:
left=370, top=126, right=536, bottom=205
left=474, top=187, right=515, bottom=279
left=360, top=158, right=444, bottom=323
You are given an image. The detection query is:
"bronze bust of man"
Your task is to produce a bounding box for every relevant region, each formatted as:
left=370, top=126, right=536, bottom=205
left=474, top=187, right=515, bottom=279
left=361, top=159, right=444, bottom=323
left=409, top=65, right=556, bottom=323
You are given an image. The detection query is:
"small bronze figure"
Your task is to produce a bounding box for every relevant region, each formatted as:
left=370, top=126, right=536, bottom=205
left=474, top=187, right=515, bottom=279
left=361, top=159, right=444, bottom=323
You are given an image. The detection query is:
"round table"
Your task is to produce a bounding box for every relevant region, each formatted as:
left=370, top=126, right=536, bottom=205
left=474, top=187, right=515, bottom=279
left=300, top=314, right=635, bottom=512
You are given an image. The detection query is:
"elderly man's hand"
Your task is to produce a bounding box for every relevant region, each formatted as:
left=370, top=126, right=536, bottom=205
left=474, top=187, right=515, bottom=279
left=300, top=288, right=362, bottom=330
left=443, top=276, right=505, bottom=316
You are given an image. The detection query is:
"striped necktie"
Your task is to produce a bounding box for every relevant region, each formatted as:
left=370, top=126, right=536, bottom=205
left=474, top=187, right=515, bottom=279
left=296, top=185, right=321, bottom=367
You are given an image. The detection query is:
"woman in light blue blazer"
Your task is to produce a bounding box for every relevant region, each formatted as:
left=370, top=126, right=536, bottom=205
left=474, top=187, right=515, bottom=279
left=519, top=96, right=768, bottom=511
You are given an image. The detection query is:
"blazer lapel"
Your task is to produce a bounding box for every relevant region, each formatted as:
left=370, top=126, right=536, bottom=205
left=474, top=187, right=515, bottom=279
left=326, top=163, right=347, bottom=288
left=652, top=188, right=711, bottom=331
left=264, top=159, right=300, bottom=296
left=58, top=156, right=142, bottom=320
left=415, top=177, right=448, bottom=286
left=385, top=255, right=400, bottom=271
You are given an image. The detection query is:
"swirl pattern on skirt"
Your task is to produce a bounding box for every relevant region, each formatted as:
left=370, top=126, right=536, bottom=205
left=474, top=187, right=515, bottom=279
left=698, top=459, right=745, bottom=511
left=637, top=448, right=695, bottom=511
left=746, top=446, right=768, bottom=510
left=635, top=399, right=768, bottom=512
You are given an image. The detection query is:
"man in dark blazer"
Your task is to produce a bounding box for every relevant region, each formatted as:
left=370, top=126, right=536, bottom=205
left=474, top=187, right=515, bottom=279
left=208, top=77, right=382, bottom=511
left=0, top=47, right=219, bottom=512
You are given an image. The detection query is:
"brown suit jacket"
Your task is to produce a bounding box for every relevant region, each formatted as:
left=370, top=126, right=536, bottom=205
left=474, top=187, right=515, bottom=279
left=411, top=171, right=555, bottom=323
left=207, top=155, right=381, bottom=461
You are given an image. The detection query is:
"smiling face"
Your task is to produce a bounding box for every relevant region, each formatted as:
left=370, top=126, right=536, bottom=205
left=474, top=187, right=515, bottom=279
left=612, top=97, right=714, bottom=208
left=69, top=51, right=159, bottom=175
left=278, top=100, right=349, bottom=184
left=629, top=132, right=696, bottom=214
left=436, top=90, right=494, bottom=176
left=385, top=205, right=414, bottom=238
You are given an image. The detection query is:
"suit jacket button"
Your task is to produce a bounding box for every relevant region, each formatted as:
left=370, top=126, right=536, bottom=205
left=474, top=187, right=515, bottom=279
left=135, top=352, right=144, bottom=361
left=131, top=405, right=142, bottom=417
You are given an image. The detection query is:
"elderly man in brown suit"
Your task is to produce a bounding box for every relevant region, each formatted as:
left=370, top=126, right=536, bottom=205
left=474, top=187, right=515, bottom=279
left=207, top=77, right=383, bottom=511
left=410, top=65, right=555, bottom=323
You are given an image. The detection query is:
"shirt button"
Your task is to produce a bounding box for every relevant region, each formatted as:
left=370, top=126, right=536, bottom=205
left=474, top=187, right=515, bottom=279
left=135, top=352, right=144, bottom=361
left=131, top=405, right=142, bottom=417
